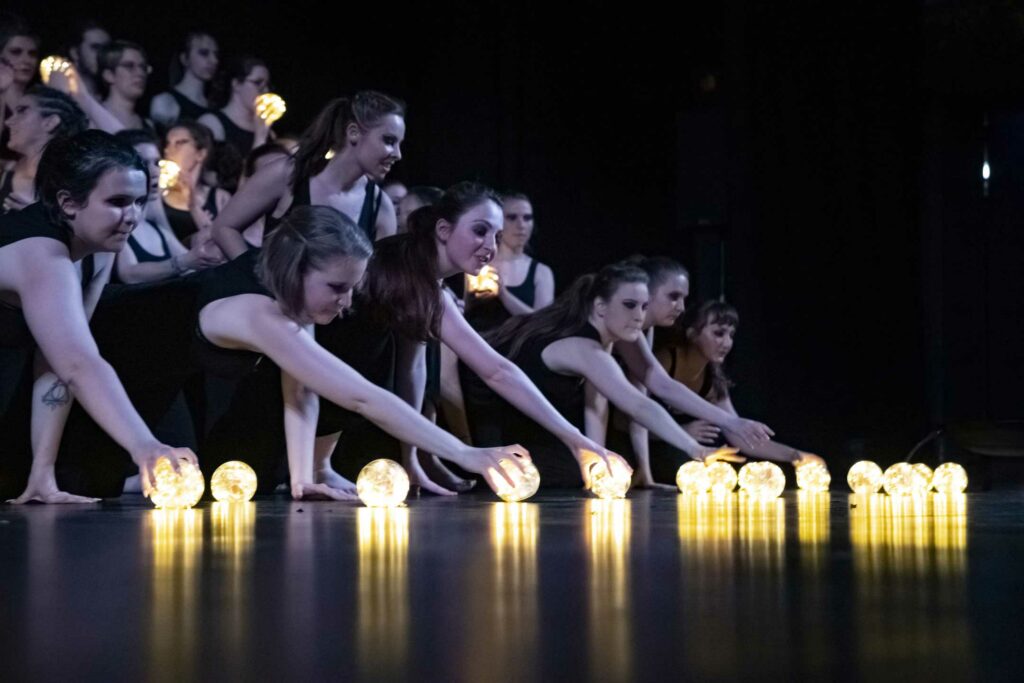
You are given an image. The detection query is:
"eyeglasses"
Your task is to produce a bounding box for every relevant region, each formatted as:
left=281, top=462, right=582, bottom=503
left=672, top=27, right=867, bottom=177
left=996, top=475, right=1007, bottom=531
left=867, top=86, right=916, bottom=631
left=117, top=61, right=152, bottom=74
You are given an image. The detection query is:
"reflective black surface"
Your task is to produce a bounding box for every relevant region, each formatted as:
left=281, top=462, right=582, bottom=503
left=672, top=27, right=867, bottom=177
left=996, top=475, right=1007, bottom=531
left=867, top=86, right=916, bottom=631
left=1, top=490, right=1020, bottom=682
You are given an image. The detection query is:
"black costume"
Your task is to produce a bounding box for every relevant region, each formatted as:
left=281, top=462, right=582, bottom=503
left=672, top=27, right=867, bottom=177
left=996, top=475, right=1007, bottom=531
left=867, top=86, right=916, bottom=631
left=465, top=258, right=540, bottom=332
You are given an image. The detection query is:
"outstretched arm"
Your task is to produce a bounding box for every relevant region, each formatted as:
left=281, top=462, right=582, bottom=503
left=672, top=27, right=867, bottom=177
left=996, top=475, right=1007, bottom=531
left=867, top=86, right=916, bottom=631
left=212, top=157, right=290, bottom=259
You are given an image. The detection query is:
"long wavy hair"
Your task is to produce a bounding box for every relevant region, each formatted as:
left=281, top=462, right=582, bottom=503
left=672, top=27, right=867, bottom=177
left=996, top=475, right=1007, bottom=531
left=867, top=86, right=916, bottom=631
left=486, top=261, right=648, bottom=361
left=363, top=181, right=501, bottom=341
left=656, top=299, right=738, bottom=401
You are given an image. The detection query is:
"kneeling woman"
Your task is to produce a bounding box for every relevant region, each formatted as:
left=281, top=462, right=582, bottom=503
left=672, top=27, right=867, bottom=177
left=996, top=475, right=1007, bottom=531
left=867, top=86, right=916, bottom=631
left=472, top=263, right=741, bottom=487
left=0, top=131, right=197, bottom=503
left=194, top=204, right=529, bottom=499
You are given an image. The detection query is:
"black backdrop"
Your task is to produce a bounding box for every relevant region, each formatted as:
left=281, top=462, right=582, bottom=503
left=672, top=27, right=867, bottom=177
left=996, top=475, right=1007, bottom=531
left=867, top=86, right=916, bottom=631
left=8, top=0, right=1023, bottom=467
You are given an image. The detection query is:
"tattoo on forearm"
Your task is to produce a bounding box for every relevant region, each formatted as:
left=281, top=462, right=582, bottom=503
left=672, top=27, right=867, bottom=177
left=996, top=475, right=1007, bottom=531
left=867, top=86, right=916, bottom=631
left=41, top=380, right=71, bottom=411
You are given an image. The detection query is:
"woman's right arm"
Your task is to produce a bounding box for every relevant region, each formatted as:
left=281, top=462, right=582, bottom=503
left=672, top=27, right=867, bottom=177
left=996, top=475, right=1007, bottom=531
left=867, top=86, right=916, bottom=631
left=211, top=158, right=290, bottom=259
left=15, top=241, right=196, bottom=491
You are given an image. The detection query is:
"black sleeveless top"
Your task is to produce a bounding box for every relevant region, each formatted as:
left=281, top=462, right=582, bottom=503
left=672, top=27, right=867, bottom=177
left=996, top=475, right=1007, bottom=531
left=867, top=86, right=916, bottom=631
left=214, top=111, right=255, bottom=157
left=264, top=176, right=383, bottom=242
left=170, top=90, right=209, bottom=122
left=163, top=186, right=221, bottom=243
left=0, top=203, right=95, bottom=348
left=127, top=225, right=171, bottom=263
left=192, top=249, right=271, bottom=378
left=466, top=258, right=540, bottom=332
left=0, top=166, right=15, bottom=214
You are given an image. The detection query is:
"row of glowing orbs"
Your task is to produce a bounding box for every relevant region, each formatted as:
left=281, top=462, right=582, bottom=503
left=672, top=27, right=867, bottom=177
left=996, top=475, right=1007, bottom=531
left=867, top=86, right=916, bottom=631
left=149, top=459, right=258, bottom=508
left=847, top=460, right=967, bottom=496
left=675, top=460, right=828, bottom=500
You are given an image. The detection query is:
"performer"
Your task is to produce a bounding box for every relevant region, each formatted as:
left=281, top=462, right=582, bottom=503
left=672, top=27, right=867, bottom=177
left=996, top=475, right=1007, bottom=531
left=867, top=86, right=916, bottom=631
left=0, top=130, right=197, bottom=503
left=97, top=41, right=154, bottom=132
left=198, top=55, right=271, bottom=158
left=161, top=120, right=230, bottom=243
left=149, top=32, right=218, bottom=130
left=66, top=19, right=110, bottom=99
left=0, top=16, right=40, bottom=160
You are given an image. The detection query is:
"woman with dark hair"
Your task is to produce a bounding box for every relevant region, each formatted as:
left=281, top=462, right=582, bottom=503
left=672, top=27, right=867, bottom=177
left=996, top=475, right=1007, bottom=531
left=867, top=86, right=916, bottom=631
left=646, top=300, right=825, bottom=483
left=66, top=20, right=110, bottom=99
left=149, top=32, right=218, bottom=130
left=97, top=40, right=153, bottom=132
left=465, top=191, right=554, bottom=331
left=0, top=15, right=40, bottom=160
left=0, top=85, right=88, bottom=212
left=198, top=55, right=271, bottom=158
left=112, top=129, right=222, bottom=283
left=213, top=91, right=403, bottom=257
left=162, top=120, right=230, bottom=243
left=468, top=262, right=740, bottom=488
left=0, top=130, right=197, bottom=503
left=194, top=204, right=530, bottom=499
left=397, top=185, right=443, bottom=234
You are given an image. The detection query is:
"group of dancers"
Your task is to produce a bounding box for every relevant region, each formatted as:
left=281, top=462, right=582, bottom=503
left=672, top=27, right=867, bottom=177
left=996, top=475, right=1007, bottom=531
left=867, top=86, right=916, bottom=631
left=0, top=16, right=825, bottom=504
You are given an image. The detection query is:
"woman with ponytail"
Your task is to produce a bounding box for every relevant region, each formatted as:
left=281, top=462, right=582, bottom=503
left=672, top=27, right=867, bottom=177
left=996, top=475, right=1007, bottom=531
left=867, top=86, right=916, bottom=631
left=198, top=55, right=272, bottom=158
left=465, top=262, right=744, bottom=488
left=193, top=204, right=530, bottom=499
left=212, top=91, right=403, bottom=258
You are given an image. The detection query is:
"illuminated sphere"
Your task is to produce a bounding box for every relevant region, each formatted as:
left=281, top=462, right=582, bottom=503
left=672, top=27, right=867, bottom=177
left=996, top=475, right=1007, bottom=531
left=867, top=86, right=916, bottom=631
left=738, top=461, right=786, bottom=500
left=39, top=56, right=71, bottom=84
left=356, top=459, right=410, bottom=507
left=210, top=461, right=258, bottom=502
left=254, top=93, right=287, bottom=125
left=590, top=462, right=631, bottom=500
left=882, top=463, right=920, bottom=496
left=676, top=461, right=711, bottom=494
left=931, top=462, right=968, bottom=494
left=150, top=458, right=205, bottom=509
left=493, top=459, right=541, bottom=502
left=705, top=461, right=738, bottom=494
left=846, top=460, right=884, bottom=494
left=911, top=463, right=933, bottom=493
left=795, top=461, right=831, bottom=492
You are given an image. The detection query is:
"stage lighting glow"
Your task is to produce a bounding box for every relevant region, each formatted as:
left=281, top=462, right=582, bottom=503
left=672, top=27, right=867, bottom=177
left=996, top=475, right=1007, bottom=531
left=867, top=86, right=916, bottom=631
left=210, top=461, right=258, bottom=502
left=931, top=462, right=968, bottom=494
left=466, top=265, right=500, bottom=297
left=882, top=463, right=919, bottom=496
left=493, top=459, right=541, bottom=503
left=705, top=461, right=738, bottom=495
left=983, top=161, right=991, bottom=180
left=590, top=459, right=631, bottom=500
left=675, top=461, right=711, bottom=494
left=254, top=93, right=286, bottom=125
left=39, top=56, right=72, bottom=84
left=795, top=461, right=831, bottom=492
left=846, top=460, right=883, bottom=494
left=356, top=459, right=410, bottom=507
left=738, top=461, right=785, bottom=500
left=912, top=463, right=933, bottom=493
left=149, top=458, right=205, bottom=509
left=158, top=159, right=181, bottom=193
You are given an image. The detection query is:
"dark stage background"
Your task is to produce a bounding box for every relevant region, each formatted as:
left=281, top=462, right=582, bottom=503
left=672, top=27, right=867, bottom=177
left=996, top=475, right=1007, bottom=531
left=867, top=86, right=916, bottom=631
left=8, top=0, right=1023, bottom=469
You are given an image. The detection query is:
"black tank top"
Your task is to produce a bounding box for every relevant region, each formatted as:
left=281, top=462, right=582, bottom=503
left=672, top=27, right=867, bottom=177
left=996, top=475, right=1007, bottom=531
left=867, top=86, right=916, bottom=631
left=264, top=176, right=382, bottom=242
left=192, top=249, right=271, bottom=378
left=162, top=186, right=221, bottom=243
left=127, top=224, right=171, bottom=263
left=0, top=166, right=14, bottom=214
left=170, top=90, right=209, bottom=122
left=466, top=258, right=540, bottom=332
left=0, top=203, right=94, bottom=348
left=214, top=111, right=255, bottom=157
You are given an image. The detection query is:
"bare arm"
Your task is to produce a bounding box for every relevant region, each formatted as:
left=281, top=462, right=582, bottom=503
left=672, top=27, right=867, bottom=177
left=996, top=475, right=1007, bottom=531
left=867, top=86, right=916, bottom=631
left=615, top=336, right=773, bottom=448
left=374, top=191, right=397, bottom=240
left=148, top=93, right=180, bottom=129
left=715, top=395, right=805, bottom=463
left=198, top=112, right=226, bottom=141
left=211, top=157, right=290, bottom=259
left=498, top=262, right=554, bottom=316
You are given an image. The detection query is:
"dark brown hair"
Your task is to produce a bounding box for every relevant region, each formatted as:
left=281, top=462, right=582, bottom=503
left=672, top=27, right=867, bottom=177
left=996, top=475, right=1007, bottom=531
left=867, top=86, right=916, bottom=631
left=624, top=254, right=689, bottom=291
left=258, top=205, right=373, bottom=319
left=657, top=299, right=738, bottom=401
left=290, top=91, right=406, bottom=186
left=363, top=181, right=501, bottom=341
left=486, top=261, right=648, bottom=361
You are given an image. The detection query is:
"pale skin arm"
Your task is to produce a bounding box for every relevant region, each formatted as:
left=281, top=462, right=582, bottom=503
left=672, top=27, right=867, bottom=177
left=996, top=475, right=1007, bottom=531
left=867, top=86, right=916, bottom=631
left=374, top=192, right=398, bottom=240
left=544, top=337, right=741, bottom=464
left=114, top=224, right=221, bottom=284
left=148, top=93, right=180, bottom=129
left=199, top=295, right=528, bottom=492
left=198, top=112, right=226, bottom=141
left=616, top=336, right=774, bottom=449
left=211, top=157, right=290, bottom=259
left=46, top=67, right=124, bottom=134
left=439, top=294, right=628, bottom=488
left=714, top=394, right=821, bottom=466
left=498, top=262, right=555, bottom=316
left=6, top=241, right=197, bottom=499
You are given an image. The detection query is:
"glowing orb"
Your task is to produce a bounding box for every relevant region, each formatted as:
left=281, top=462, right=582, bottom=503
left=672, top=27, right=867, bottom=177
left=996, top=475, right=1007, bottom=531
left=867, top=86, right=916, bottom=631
left=150, top=458, right=205, bottom=509
left=254, top=93, right=286, bottom=125
left=210, top=461, right=258, bottom=502
left=705, top=461, right=738, bottom=495
left=324, top=149, right=336, bottom=160
left=356, top=459, right=410, bottom=507
left=911, top=463, right=933, bottom=493
left=795, top=461, right=831, bottom=492
left=590, top=459, right=631, bottom=500
left=158, top=159, right=181, bottom=192
left=882, top=463, right=920, bottom=496
left=931, top=462, right=968, bottom=494
left=846, top=460, right=883, bottom=494
left=738, top=461, right=786, bottom=500
left=676, top=461, right=711, bottom=494
left=466, top=265, right=500, bottom=296
left=493, top=459, right=541, bottom=502
left=39, top=56, right=72, bottom=84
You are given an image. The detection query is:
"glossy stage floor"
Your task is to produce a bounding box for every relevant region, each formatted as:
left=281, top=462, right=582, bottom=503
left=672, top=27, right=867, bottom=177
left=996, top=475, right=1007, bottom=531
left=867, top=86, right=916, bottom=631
left=1, top=489, right=1021, bottom=682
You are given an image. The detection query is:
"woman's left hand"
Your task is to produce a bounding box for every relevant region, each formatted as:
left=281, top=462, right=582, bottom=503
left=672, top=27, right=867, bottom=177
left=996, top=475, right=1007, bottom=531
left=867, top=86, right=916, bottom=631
left=567, top=434, right=633, bottom=490
left=794, top=451, right=826, bottom=468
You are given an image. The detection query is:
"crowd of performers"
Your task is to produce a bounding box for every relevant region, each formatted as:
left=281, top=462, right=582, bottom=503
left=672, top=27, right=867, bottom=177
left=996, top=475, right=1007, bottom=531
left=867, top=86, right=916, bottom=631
left=0, top=16, right=825, bottom=504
